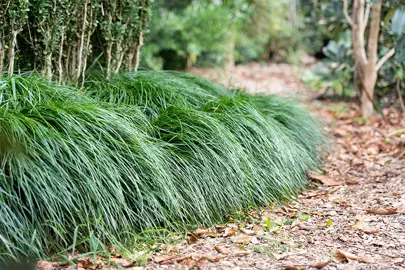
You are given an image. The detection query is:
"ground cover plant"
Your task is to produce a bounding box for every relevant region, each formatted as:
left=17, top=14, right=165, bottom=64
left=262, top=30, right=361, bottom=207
left=0, top=71, right=326, bottom=264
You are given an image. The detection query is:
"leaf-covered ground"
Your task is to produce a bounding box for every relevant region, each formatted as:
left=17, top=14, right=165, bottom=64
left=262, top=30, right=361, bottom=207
left=37, top=60, right=404, bottom=270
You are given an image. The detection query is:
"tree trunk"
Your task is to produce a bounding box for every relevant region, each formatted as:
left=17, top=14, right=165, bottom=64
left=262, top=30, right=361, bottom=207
left=345, top=0, right=389, bottom=117
left=44, top=52, right=53, bottom=81
left=360, top=68, right=377, bottom=117
left=0, top=39, right=4, bottom=73
left=58, top=32, right=64, bottom=83
left=76, top=1, right=88, bottom=85
left=133, top=31, right=144, bottom=72
left=106, top=43, right=112, bottom=79
left=8, top=31, right=17, bottom=76
left=359, top=0, right=382, bottom=117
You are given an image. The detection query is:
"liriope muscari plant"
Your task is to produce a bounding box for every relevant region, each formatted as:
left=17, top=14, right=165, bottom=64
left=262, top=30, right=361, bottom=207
left=0, top=71, right=326, bottom=264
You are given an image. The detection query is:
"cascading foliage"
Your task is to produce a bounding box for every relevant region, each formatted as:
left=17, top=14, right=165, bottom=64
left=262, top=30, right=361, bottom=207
left=0, top=71, right=326, bottom=263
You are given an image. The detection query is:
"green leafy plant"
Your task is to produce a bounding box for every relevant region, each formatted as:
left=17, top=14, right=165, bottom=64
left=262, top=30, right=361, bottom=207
left=0, top=71, right=326, bottom=263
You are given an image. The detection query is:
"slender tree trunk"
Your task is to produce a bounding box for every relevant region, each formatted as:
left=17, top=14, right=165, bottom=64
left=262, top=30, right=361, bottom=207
left=106, top=43, right=112, bottom=79
left=43, top=30, right=53, bottom=81
left=8, top=31, right=17, bottom=76
left=58, top=32, right=64, bottom=83
left=71, top=45, right=77, bottom=79
left=344, top=0, right=394, bottom=117
left=0, top=38, right=4, bottom=73
left=113, top=41, right=124, bottom=75
left=360, top=0, right=382, bottom=117
left=44, top=52, right=53, bottom=81
left=114, top=51, right=125, bottom=75
left=66, top=44, right=71, bottom=78
left=81, top=28, right=92, bottom=90
left=128, top=45, right=135, bottom=71
left=76, top=1, right=88, bottom=84
left=133, top=31, right=143, bottom=72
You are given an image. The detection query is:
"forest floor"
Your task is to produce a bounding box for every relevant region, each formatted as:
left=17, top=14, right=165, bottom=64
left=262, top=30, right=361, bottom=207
left=37, top=61, right=405, bottom=270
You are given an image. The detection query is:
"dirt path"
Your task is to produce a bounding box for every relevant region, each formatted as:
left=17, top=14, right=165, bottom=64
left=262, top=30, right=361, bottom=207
left=143, top=63, right=405, bottom=270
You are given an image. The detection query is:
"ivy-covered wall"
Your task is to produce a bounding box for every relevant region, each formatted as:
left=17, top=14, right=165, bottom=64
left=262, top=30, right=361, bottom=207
left=0, top=0, right=151, bottom=83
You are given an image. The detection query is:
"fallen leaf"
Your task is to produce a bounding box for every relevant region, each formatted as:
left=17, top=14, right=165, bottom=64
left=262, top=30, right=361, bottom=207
left=179, top=258, right=196, bottom=267
left=273, top=253, right=290, bottom=261
left=195, top=257, right=209, bottom=270
left=235, top=250, right=252, bottom=256
left=366, top=146, right=379, bottom=155
left=209, top=254, right=226, bottom=262
left=285, top=266, right=305, bottom=270
left=110, top=258, right=133, bottom=267
left=76, top=257, right=104, bottom=270
left=333, top=249, right=358, bottom=263
left=353, top=220, right=380, bottom=234
left=358, top=255, right=373, bottom=263
left=195, top=228, right=209, bottom=235
left=241, top=228, right=255, bottom=236
left=223, top=227, right=237, bottom=237
left=334, top=127, right=347, bottom=136
left=154, top=255, right=176, bottom=263
left=250, top=236, right=259, bottom=244
left=252, top=225, right=265, bottom=235
left=234, top=235, right=251, bottom=244
left=364, top=228, right=380, bottom=234
left=36, top=260, right=53, bottom=270
left=311, top=260, right=330, bottom=269
left=187, top=233, right=198, bottom=244
left=214, top=245, right=230, bottom=255
left=326, top=219, right=333, bottom=227
left=174, top=255, right=192, bottom=263
left=345, top=179, right=359, bottom=185
left=387, top=257, right=404, bottom=264
left=299, top=224, right=316, bottom=230
left=76, top=261, right=85, bottom=268
left=307, top=173, right=341, bottom=186
left=366, top=208, right=404, bottom=215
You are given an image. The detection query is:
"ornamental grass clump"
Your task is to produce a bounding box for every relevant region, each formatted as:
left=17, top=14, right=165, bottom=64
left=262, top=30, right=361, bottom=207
left=0, top=71, right=326, bottom=263
left=0, top=75, right=187, bottom=262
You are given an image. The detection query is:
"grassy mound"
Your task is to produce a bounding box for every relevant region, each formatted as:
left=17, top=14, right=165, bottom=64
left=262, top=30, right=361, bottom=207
left=0, top=72, right=326, bottom=263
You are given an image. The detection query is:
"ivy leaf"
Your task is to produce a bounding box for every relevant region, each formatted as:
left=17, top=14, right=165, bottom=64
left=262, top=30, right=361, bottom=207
left=392, top=6, right=405, bottom=36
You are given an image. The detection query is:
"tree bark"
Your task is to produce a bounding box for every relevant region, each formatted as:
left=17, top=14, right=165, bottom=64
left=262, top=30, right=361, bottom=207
left=133, top=31, right=143, bottom=72
left=106, top=43, right=112, bottom=79
left=0, top=39, right=4, bottom=73
left=360, top=0, right=382, bottom=117
left=8, top=31, right=17, bottom=76
left=344, top=0, right=395, bottom=117
left=44, top=52, right=53, bottom=81
left=58, top=32, right=64, bottom=83
left=76, top=1, right=88, bottom=85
